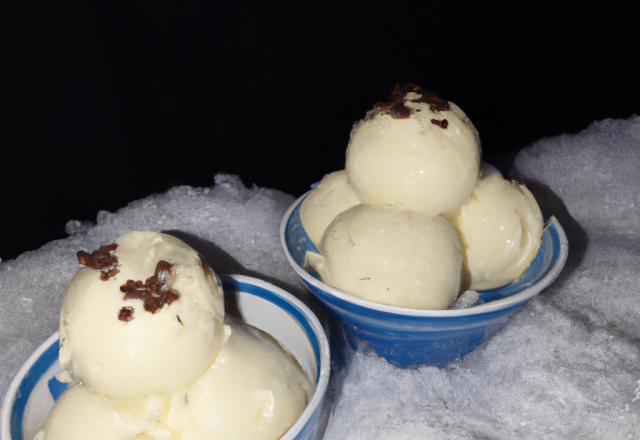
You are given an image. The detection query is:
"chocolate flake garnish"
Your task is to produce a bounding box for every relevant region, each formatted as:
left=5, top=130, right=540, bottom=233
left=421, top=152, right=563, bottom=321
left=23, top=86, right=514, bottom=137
left=372, top=83, right=450, bottom=119
left=430, top=119, right=449, bottom=129
left=120, top=260, right=180, bottom=314
left=118, top=307, right=134, bottom=322
left=77, top=243, right=119, bottom=280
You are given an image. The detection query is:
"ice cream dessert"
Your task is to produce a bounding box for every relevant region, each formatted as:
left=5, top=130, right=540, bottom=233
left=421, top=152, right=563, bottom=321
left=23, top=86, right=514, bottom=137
left=345, top=84, right=481, bottom=218
left=301, top=84, right=545, bottom=310
left=35, top=232, right=313, bottom=440
left=33, top=385, right=169, bottom=440
left=36, top=318, right=313, bottom=440
left=307, top=204, right=463, bottom=310
left=450, top=164, right=543, bottom=290
left=299, top=170, right=361, bottom=247
left=58, top=231, right=225, bottom=398
left=168, top=317, right=312, bottom=439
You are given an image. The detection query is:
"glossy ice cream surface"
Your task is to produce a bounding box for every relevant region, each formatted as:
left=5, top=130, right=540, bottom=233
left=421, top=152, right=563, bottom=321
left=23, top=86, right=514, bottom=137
left=451, top=165, right=543, bottom=290
left=168, top=317, right=312, bottom=440
left=36, top=317, right=312, bottom=440
left=307, top=204, right=463, bottom=310
left=36, top=232, right=313, bottom=440
left=299, top=170, right=361, bottom=247
left=346, top=84, right=481, bottom=217
left=59, top=232, right=225, bottom=399
left=32, top=385, right=169, bottom=440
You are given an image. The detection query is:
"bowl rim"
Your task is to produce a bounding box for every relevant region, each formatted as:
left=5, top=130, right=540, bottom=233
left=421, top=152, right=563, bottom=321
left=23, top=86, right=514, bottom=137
left=1, top=274, right=331, bottom=440
left=1, top=332, right=59, bottom=440
left=223, top=274, right=331, bottom=439
left=280, top=191, right=569, bottom=318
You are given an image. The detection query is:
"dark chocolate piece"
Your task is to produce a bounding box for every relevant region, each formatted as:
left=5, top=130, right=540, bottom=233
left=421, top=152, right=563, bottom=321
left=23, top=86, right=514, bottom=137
left=373, top=99, right=412, bottom=119
left=372, top=83, right=450, bottom=119
left=77, top=243, right=119, bottom=281
left=430, top=119, right=449, bottom=129
left=120, top=260, right=180, bottom=314
left=118, top=307, right=134, bottom=322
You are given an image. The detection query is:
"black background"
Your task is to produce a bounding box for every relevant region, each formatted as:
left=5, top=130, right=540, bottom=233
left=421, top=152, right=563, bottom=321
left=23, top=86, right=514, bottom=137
left=1, top=1, right=638, bottom=261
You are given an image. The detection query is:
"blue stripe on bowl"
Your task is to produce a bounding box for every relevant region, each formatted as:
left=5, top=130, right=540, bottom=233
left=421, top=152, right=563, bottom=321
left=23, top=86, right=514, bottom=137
left=477, top=219, right=562, bottom=303
left=287, top=192, right=562, bottom=308
left=47, top=376, right=69, bottom=402
left=284, top=193, right=319, bottom=268
left=219, top=275, right=322, bottom=381
left=11, top=339, right=59, bottom=440
left=281, top=192, right=568, bottom=367
left=5, top=276, right=328, bottom=440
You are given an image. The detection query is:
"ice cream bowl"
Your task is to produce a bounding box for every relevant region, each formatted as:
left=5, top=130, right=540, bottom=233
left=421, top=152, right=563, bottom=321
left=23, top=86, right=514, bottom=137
left=1, top=274, right=330, bottom=440
left=280, top=192, right=568, bottom=368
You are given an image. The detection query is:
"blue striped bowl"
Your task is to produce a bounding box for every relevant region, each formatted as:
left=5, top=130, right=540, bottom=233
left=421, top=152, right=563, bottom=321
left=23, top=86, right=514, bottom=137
left=280, top=192, right=568, bottom=368
left=1, top=275, right=330, bottom=440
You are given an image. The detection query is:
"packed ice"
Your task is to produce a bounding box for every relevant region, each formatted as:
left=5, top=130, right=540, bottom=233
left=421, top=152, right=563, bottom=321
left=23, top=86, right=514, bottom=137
left=2, top=117, right=640, bottom=438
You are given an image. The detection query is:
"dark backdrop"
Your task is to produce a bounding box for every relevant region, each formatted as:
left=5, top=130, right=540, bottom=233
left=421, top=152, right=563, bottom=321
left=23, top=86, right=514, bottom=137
left=1, top=1, right=638, bottom=261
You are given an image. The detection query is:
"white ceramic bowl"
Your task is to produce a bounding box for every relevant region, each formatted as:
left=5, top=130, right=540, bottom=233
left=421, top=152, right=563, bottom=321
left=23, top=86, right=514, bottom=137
left=1, top=274, right=330, bottom=440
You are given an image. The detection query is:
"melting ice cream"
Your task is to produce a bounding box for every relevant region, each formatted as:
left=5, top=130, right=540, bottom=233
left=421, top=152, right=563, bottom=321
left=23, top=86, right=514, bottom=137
left=35, top=231, right=312, bottom=440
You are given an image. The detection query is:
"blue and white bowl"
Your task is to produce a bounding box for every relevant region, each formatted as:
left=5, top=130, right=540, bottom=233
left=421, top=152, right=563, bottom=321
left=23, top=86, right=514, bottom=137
left=280, top=192, right=569, bottom=368
left=1, top=275, right=330, bottom=440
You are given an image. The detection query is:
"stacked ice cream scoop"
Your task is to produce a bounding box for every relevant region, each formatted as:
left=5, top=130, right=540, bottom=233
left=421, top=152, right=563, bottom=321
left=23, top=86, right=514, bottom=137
left=35, top=232, right=311, bottom=440
left=302, top=84, right=543, bottom=309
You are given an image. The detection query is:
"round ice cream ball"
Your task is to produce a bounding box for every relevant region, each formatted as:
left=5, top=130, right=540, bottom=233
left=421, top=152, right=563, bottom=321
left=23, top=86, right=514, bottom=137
left=33, top=384, right=166, bottom=440
left=59, top=231, right=225, bottom=399
left=450, top=166, right=543, bottom=290
left=307, top=204, right=463, bottom=310
left=168, top=317, right=312, bottom=440
left=346, top=85, right=481, bottom=217
left=300, top=170, right=361, bottom=247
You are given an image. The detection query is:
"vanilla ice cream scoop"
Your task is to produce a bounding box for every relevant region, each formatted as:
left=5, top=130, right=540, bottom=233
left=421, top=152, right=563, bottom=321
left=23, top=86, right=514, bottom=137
left=346, top=84, right=481, bottom=217
left=59, top=231, right=225, bottom=399
left=168, top=317, right=312, bottom=440
left=307, top=204, right=463, bottom=310
left=450, top=165, right=543, bottom=290
left=300, top=170, right=361, bottom=247
left=33, top=385, right=168, bottom=440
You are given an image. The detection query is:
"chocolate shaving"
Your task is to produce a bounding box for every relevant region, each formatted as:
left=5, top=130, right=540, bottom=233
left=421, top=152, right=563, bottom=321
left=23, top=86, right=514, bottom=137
left=118, top=307, right=134, bottom=322
left=373, top=100, right=411, bottom=119
left=77, top=243, right=119, bottom=280
left=372, top=83, right=450, bottom=119
left=430, top=119, right=449, bottom=129
left=120, top=260, right=180, bottom=314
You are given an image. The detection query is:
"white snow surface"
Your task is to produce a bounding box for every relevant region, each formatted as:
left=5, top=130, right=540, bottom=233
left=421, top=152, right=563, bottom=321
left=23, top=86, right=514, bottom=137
left=2, top=117, right=640, bottom=439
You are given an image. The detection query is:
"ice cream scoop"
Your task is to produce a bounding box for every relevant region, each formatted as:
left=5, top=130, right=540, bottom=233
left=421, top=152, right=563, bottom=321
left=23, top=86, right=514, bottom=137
left=168, top=316, right=312, bottom=440
left=59, top=231, right=225, bottom=399
left=307, top=204, right=463, bottom=310
left=345, top=84, right=481, bottom=217
left=450, top=165, right=543, bottom=290
left=299, top=170, right=361, bottom=247
left=32, top=384, right=169, bottom=440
